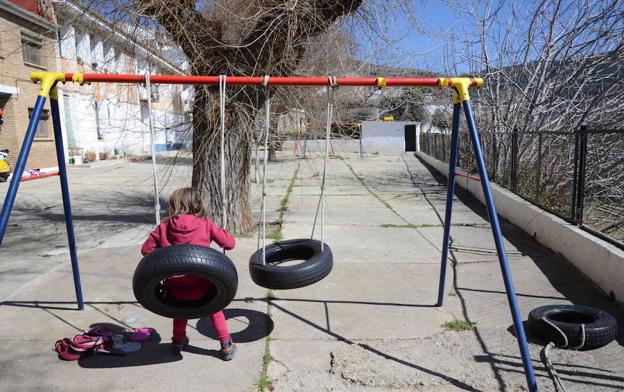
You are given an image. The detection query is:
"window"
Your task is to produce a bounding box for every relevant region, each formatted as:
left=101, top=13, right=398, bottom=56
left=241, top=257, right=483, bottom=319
left=21, top=33, right=44, bottom=67
left=28, top=108, right=50, bottom=138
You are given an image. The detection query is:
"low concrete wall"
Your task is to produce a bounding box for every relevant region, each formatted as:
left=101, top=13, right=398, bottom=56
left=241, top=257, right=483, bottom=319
left=417, top=151, right=624, bottom=303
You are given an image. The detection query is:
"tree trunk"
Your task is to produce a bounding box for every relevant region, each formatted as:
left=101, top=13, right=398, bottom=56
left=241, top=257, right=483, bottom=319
left=191, top=86, right=253, bottom=232
left=268, top=145, right=277, bottom=162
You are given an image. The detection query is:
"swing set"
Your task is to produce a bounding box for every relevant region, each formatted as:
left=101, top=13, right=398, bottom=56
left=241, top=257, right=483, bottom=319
left=0, top=71, right=538, bottom=391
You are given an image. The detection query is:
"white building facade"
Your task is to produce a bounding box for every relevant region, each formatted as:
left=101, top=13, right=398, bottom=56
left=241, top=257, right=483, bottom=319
left=53, top=0, right=191, bottom=162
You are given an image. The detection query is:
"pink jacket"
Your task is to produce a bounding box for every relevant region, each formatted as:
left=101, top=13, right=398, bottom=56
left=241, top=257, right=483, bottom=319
left=141, top=214, right=235, bottom=255
left=140, top=214, right=236, bottom=301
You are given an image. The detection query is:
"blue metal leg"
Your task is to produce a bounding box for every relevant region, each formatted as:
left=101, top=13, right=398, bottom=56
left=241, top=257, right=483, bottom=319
left=436, top=102, right=462, bottom=306
left=462, top=100, right=537, bottom=391
left=50, top=95, right=84, bottom=310
left=0, top=95, right=47, bottom=245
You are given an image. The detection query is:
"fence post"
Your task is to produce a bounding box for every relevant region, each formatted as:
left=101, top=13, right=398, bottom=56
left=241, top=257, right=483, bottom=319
left=536, top=133, right=542, bottom=201
left=576, top=126, right=588, bottom=225
left=511, top=127, right=518, bottom=191
left=571, top=128, right=580, bottom=222
left=491, top=132, right=497, bottom=179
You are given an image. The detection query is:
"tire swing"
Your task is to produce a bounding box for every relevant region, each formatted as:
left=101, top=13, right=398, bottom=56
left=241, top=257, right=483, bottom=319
left=249, top=77, right=334, bottom=290
left=528, top=304, right=617, bottom=350
left=133, top=75, right=238, bottom=318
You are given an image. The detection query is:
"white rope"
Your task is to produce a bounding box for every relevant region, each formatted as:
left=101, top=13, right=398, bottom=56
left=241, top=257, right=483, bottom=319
left=219, top=75, right=227, bottom=229
left=259, top=75, right=271, bottom=265
left=145, top=71, right=160, bottom=226
left=541, top=343, right=568, bottom=392
left=539, top=316, right=586, bottom=392
left=311, top=77, right=336, bottom=250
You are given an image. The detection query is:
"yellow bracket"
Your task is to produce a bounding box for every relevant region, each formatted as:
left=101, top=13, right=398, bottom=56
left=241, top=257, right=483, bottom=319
left=375, top=77, right=386, bottom=88
left=30, top=72, right=67, bottom=99
left=438, top=77, right=484, bottom=103
left=72, top=73, right=85, bottom=85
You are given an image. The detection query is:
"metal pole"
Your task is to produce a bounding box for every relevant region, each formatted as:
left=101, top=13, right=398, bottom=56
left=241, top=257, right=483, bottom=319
left=571, top=129, right=580, bottom=222
left=65, top=73, right=469, bottom=87
left=0, top=95, right=47, bottom=245
left=50, top=92, right=84, bottom=310
left=536, top=133, right=542, bottom=202
left=359, top=123, right=364, bottom=159
left=436, top=102, right=462, bottom=306
left=576, top=126, right=588, bottom=225
left=463, top=100, right=537, bottom=392
left=491, top=133, right=497, bottom=179
left=145, top=71, right=161, bottom=225
left=511, top=127, right=518, bottom=192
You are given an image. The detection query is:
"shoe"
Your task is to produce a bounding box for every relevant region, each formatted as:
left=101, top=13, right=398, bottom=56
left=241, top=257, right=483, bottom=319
left=220, top=338, right=237, bottom=361
left=171, top=336, right=189, bottom=354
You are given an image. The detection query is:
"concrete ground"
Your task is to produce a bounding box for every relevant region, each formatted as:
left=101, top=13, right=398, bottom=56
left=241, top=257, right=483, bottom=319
left=0, top=152, right=622, bottom=391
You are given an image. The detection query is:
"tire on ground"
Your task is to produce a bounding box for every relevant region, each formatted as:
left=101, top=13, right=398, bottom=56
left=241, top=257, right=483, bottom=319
left=249, top=238, right=333, bottom=290
left=528, top=304, right=617, bottom=350
left=133, top=245, right=238, bottom=319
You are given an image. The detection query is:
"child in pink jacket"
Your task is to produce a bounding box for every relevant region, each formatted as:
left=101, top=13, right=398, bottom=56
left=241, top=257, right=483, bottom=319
left=141, top=187, right=237, bottom=360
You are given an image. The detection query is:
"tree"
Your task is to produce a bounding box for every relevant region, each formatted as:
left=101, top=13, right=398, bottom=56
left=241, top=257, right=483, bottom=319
left=134, top=0, right=364, bottom=231
left=431, top=108, right=451, bottom=130
left=378, top=88, right=427, bottom=122
left=441, top=0, right=624, bottom=240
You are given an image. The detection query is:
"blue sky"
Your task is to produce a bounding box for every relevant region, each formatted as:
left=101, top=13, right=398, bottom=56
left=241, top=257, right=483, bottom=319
left=354, top=0, right=464, bottom=72
left=354, top=0, right=510, bottom=73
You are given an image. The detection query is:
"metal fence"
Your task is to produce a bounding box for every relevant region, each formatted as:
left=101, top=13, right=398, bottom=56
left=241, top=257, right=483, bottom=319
left=420, top=126, right=624, bottom=248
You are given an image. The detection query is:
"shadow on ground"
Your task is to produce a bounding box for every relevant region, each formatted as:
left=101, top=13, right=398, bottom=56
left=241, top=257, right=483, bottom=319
left=196, top=308, right=274, bottom=343
left=415, top=154, right=624, bottom=391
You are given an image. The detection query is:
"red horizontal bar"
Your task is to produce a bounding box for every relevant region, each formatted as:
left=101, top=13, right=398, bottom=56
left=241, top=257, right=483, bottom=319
left=20, top=172, right=59, bottom=182
left=63, top=73, right=475, bottom=88
left=455, top=172, right=481, bottom=182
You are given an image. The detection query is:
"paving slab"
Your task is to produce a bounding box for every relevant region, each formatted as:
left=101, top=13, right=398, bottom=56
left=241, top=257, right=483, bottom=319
left=0, top=236, right=270, bottom=392
left=281, top=223, right=442, bottom=264
left=1, top=152, right=622, bottom=392
left=270, top=262, right=453, bottom=341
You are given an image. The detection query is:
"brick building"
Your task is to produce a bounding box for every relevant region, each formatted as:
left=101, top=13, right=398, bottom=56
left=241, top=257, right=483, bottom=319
left=0, top=0, right=190, bottom=174
left=0, top=0, right=60, bottom=169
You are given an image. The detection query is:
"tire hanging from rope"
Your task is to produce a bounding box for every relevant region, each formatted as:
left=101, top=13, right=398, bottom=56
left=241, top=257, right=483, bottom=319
left=249, top=76, right=333, bottom=290
left=132, top=75, right=239, bottom=317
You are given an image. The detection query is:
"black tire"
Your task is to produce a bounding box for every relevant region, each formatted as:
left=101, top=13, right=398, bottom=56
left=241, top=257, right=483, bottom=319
left=249, top=238, right=333, bottom=290
left=0, top=174, right=8, bottom=183
left=133, top=245, right=238, bottom=319
left=528, top=305, right=617, bottom=350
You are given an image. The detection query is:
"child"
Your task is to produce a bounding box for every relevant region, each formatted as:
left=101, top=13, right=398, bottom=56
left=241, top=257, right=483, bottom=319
left=141, top=187, right=237, bottom=360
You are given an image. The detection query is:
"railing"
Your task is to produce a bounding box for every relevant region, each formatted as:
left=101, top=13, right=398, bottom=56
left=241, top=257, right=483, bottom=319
left=420, top=126, right=624, bottom=248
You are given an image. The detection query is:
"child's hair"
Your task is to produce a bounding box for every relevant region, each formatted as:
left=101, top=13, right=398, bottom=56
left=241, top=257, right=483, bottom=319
left=168, top=187, right=209, bottom=218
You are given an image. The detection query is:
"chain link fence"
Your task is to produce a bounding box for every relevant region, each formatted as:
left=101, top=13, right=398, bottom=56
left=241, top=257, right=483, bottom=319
left=420, top=127, right=624, bottom=247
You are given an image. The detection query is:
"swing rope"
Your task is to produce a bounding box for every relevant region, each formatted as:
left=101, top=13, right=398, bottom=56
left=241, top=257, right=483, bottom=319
left=257, top=76, right=333, bottom=264
left=145, top=71, right=161, bottom=225
left=257, top=76, right=271, bottom=265
left=311, top=77, right=336, bottom=250
left=219, top=75, right=227, bottom=229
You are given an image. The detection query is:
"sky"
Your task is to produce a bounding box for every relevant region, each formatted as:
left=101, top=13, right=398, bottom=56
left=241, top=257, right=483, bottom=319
left=353, top=0, right=510, bottom=73
left=353, top=0, right=464, bottom=72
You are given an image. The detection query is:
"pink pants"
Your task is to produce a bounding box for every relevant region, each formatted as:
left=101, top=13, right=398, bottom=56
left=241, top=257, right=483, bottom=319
left=173, top=311, right=230, bottom=343
left=165, top=276, right=230, bottom=343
